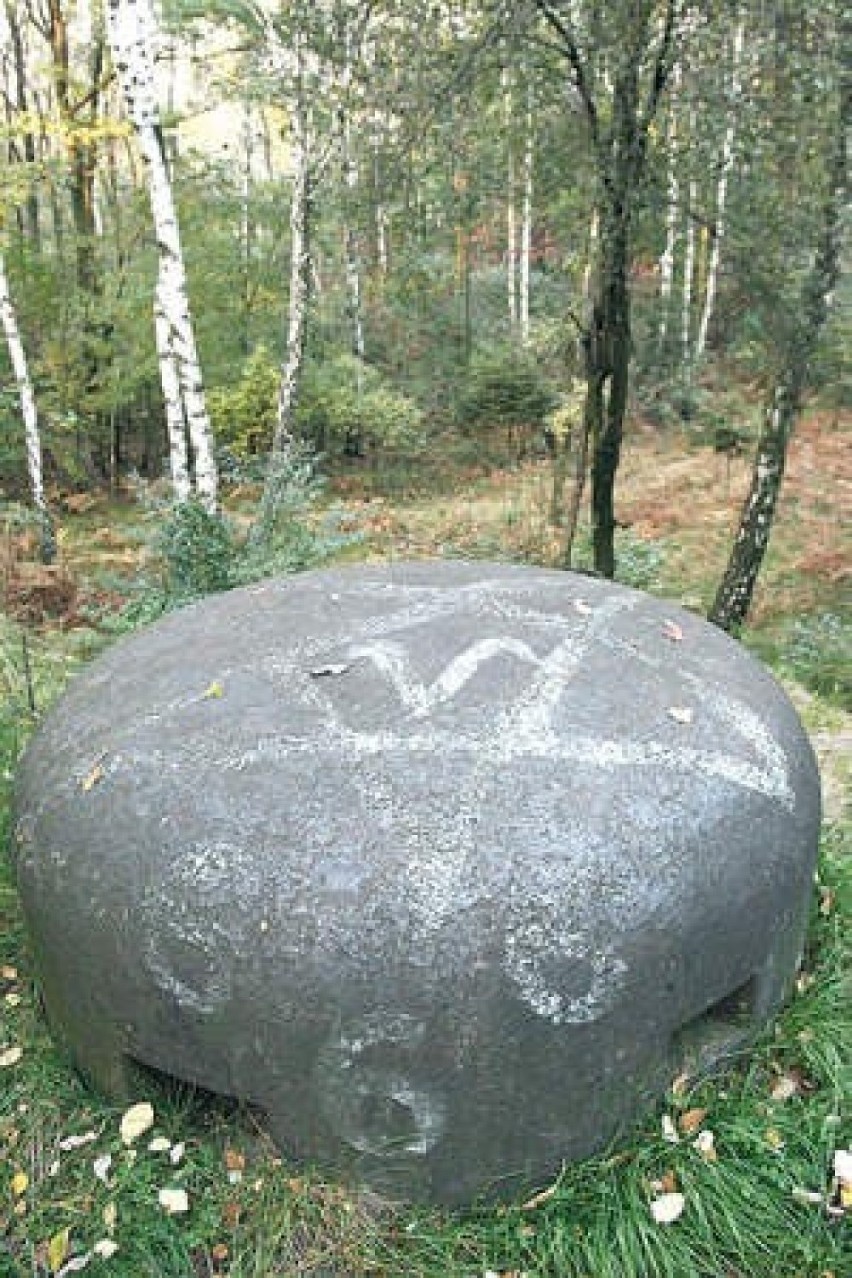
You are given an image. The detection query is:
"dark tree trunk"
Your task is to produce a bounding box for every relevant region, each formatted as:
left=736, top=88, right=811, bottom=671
left=710, top=47, right=848, bottom=631
left=709, top=385, right=795, bottom=630
left=588, top=198, right=631, bottom=577
left=535, top=0, right=678, bottom=578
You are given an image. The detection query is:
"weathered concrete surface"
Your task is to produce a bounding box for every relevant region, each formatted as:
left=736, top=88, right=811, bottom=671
left=13, top=561, right=821, bottom=1205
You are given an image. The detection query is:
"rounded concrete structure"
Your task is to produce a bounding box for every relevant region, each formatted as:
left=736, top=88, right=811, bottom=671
left=13, top=562, right=820, bottom=1205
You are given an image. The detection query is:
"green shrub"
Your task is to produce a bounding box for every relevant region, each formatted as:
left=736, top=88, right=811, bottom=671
left=784, top=613, right=851, bottom=708
left=156, top=500, right=235, bottom=599
left=298, top=353, right=423, bottom=457
left=458, top=350, right=558, bottom=450
left=208, top=344, right=279, bottom=460
left=209, top=347, right=424, bottom=463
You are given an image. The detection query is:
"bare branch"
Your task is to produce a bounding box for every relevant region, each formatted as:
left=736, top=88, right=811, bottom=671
left=533, top=0, right=599, bottom=149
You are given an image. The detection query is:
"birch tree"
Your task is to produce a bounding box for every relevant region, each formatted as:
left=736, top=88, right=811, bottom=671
left=710, top=5, right=849, bottom=632
left=694, top=12, right=745, bottom=365
left=0, top=249, right=55, bottom=561
left=106, top=0, right=218, bottom=510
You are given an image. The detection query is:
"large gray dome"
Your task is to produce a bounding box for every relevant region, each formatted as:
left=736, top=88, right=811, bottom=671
left=12, top=561, right=821, bottom=1205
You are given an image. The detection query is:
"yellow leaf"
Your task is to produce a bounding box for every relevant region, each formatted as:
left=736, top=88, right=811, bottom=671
left=48, top=1228, right=70, bottom=1273
left=1, top=965, right=17, bottom=981
left=81, top=764, right=104, bottom=792
left=202, top=681, right=224, bottom=699
left=765, top=1128, right=785, bottom=1151
left=11, top=1170, right=28, bottom=1196
left=119, top=1102, right=154, bottom=1145
left=103, top=1202, right=117, bottom=1232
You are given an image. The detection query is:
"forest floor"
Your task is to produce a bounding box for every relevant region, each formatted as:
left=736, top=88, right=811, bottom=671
left=0, top=409, right=850, bottom=1276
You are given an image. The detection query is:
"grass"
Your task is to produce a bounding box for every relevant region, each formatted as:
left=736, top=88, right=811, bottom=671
left=1, top=411, right=850, bottom=1275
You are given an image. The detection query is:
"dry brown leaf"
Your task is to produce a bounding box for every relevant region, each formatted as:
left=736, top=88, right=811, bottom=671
left=1, top=965, right=17, bottom=981
left=663, top=620, right=684, bottom=643
left=660, top=1170, right=679, bottom=1195
left=679, top=1107, right=708, bottom=1135
left=211, top=1243, right=229, bottom=1263
left=224, top=1148, right=246, bottom=1173
left=819, top=888, right=835, bottom=916
left=671, top=1071, right=691, bottom=1098
left=222, top=1200, right=242, bottom=1229
left=119, top=1102, right=154, bottom=1146
left=770, top=1073, right=801, bottom=1102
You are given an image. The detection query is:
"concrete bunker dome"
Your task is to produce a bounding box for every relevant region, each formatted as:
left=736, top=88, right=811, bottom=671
left=13, top=561, right=821, bottom=1206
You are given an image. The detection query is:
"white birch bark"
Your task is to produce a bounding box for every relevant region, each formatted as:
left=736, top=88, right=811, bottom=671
left=695, top=17, right=745, bottom=362
left=341, top=35, right=365, bottom=367
left=503, top=69, right=518, bottom=332
left=0, top=249, right=54, bottom=559
left=273, top=39, right=311, bottom=457
left=682, top=108, right=697, bottom=371
left=658, top=62, right=680, bottom=350
left=154, top=289, right=190, bottom=501
left=520, top=79, right=534, bottom=346
left=106, top=0, right=218, bottom=511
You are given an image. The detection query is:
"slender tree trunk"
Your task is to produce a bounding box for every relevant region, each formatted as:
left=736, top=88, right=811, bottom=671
left=562, top=381, right=594, bottom=566
left=657, top=62, right=680, bottom=352
left=106, top=0, right=218, bottom=511
left=695, top=16, right=744, bottom=363
left=4, top=0, right=40, bottom=246
left=154, top=293, right=190, bottom=502
left=710, top=59, right=848, bottom=631
left=272, top=53, right=311, bottom=459
left=503, top=70, right=518, bottom=333
left=239, top=97, right=254, bottom=356
left=588, top=195, right=631, bottom=578
left=682, top=110, right=697, bottom=373
left=0, top=251, right=55, bottom=561
left=520, top=79, right=534, bottom=347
